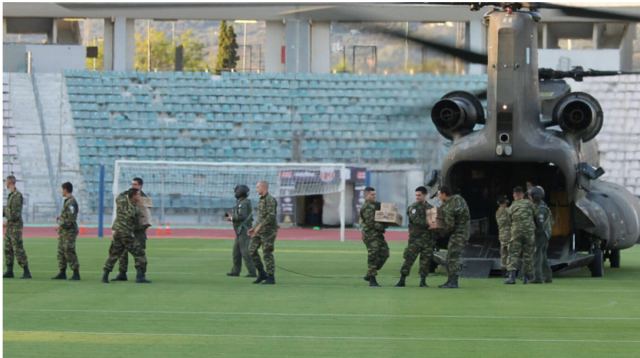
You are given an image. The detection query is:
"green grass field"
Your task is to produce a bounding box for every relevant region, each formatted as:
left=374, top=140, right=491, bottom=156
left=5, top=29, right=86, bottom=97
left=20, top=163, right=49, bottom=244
left=4, top=237, right=640, bottom=357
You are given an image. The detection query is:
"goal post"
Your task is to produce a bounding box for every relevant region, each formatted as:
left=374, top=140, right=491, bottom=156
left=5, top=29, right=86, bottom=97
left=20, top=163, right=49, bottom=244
left=113, top=160, right=349, bottom=241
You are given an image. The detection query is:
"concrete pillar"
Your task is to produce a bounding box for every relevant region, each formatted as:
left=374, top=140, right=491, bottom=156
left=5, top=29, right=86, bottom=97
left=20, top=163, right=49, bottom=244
left=542, top=23, right=549, bottom=49
left=265, top=21, right=285, bottom=73
left=619, top=24, right=635, bottom=72
left=51, top=18, right=58, bottom=44
left=285, top=18, right=311, bottom=73
left=103, top=18, right=114, bottom=70
left=466, top=19, right=486, bottom=75
left=310, top=21, right=330, bottom=73
left=104, top=17, right=135, bottom=71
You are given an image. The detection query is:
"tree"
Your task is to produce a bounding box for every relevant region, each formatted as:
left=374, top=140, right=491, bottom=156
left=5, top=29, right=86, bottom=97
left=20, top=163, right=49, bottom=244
left=214, top=21, right=239, bottom=74
left=135, top=27, right=173, bottom=71
left=179, top=29, right=208, bottom=71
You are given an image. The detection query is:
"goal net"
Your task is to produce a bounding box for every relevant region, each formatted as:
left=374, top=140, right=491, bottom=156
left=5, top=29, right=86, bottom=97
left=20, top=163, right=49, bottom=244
left=113, top=160, right=349, bottom=241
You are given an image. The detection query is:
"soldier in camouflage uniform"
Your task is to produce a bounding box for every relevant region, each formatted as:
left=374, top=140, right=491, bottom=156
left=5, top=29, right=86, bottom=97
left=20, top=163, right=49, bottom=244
left=226, top=184, right=256, bottom=277
left=435, top=186, right=470, bottom=289
left=248, top=181, right=278, bottom=285
left=102, top=188, right=151, bottom=283
left=530, top=186, right=553, bottom=284
left=3, top=175, right=31, bottom=279
left=52, top=182, right=81, bottom=280
left=505, top=186, right=536, bottom=284
left=495, top=195, right=511, bottom=274
left=359, top=186, right=389, bottom=287
left=396, top=186, right=434, bottom=288
left=112, top=177, right=151, bottom=282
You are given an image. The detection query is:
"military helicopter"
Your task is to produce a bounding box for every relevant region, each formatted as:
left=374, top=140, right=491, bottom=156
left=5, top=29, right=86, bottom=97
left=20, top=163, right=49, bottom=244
left=290, top=2, right=640, bottom=277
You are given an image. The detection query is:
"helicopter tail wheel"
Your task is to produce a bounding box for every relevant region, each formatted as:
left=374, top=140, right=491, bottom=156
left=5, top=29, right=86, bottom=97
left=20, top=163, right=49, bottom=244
left=609, top=249, right=621, bottom=268
left=589, top=248, right=604, bottom=277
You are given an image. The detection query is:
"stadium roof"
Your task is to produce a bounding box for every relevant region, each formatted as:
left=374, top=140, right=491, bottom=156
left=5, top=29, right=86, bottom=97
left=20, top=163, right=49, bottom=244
left=4, top=2, right=640, bottom=22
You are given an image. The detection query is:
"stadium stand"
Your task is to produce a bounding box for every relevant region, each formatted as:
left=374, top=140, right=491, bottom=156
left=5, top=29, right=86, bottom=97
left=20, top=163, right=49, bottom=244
left=568, top=75, right=640, bottom=196
left=61, top=70, right=486, bottom=220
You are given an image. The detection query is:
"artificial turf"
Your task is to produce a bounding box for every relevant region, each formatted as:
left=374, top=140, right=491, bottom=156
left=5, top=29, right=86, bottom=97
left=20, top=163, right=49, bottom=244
left=4, top=237, right=640, bottom=357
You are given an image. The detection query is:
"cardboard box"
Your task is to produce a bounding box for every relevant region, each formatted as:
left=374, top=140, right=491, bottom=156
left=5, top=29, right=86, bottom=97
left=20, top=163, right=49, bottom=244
left=427, top=207, right=442, bottom=229
left=375, top=210, right=403, bottom=226
left=380, top=202, right=398, bottom=212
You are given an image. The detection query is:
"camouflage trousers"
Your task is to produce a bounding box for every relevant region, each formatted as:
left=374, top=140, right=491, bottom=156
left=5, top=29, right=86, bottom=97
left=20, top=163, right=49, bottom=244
left=400, top=234, right=434, bottom=277
left=57, top=229, right=79, bottom=271
left=4, top=223, right=28, bottom=268
left=498, top=233, right=510, bottom=269
left=230, top=228, right=255, bottom=276
left=117, top=230, right=147, bottom=274
left=104, top=232, right=148, bottom=273
left=445, top=233, right=468, bottom=277
left=507, top=233, right=534, bottom=276
left=249, top=230, right=277, bottom=276
left=533, top=235, right=552, bottom=282
left=362, top=233, right=389, bottom=277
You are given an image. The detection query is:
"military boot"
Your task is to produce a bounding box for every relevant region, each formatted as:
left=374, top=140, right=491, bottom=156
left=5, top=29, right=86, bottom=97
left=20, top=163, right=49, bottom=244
left=70, top=269, right=81, bottom=281
left=419, top=275, right=428, bottom=288
left=363, top=274, right=371, bottom=282
left=395, top=275, right=406, bottom=287
left=21, top=265, right=32, bottom=279
left=369, top=276, right=380, bottom=287
left=51, top=270, right=67, bottom=280
left=3, top=265, right=14, bottom=278
left=439, top=275, right=458, bottom=288
left=262, top=275, right=275, bottom=285
left=523, top=274, right=531, bottom=285
left=504, top=271, right=517, bottom=284
left=111, top=272, right=128, bottom=281
left=253, top=269, right=267, bottom=284
left=102, top=270, right=110, bottom=283
left=438, top=277, right=452, bottom=288
left=135, top=269, right=151, bottom=283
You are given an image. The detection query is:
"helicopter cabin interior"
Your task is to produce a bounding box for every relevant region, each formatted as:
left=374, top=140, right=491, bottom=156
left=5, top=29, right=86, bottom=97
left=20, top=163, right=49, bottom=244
left=448, top=161, right=575, bottom=259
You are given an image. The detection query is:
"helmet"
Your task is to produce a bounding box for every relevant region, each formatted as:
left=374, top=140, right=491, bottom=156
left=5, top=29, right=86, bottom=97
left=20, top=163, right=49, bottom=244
left=234, top=184, right=250, bottom=199
left=530, top=186, right=545, bottom=201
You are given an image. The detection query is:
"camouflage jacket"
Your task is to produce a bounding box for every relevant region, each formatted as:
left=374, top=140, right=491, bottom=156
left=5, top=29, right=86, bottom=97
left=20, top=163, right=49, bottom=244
left=439, top=194, right=470, bottom=238
left=117, top=190, right=149, bottom=232
left=232, top=197, right=253, bottom=232
left=495, top=206, right=511, bottom=241
left=407, top=200, right=431, bottom=236
left=255, top=193, right=277, bottom=235
left=4, top=190, right=23, bottom=225
left=508, top=198, right=535, bottom=237
left=534, top=201, right=553, bottom=240
left=112, top=193, right=139, bottom=236
left=58, top=195, right=79, bottom=232
left=360, top=200, right=385, bottom=236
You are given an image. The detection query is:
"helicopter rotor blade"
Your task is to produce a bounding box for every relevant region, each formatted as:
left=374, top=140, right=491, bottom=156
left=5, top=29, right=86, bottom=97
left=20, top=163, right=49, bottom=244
left=364, top=25, right=488, bottom=65
left=537, top=3, right=640, bottom=22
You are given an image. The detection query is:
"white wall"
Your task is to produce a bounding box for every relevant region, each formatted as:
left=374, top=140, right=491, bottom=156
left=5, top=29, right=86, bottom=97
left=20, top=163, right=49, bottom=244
left=3, top=44, right=85, bottom=72
left=538, top=49, right=621, bottom=71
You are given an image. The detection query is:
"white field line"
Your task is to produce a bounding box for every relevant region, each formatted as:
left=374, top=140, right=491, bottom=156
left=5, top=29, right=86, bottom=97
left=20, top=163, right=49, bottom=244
left=7, top=308, right=640, bottom=321
left=6, top=329, right=640, bottom=344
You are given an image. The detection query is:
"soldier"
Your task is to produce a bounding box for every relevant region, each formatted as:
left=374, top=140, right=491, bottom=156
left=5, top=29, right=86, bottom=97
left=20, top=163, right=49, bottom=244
left=248, top=181, right=278, bottom=285
left=52, top=182, right=81, bottom=280
left=359, top=186, right=389, bottom=287
left=395, top=186, right=434, bottom=288
left=495, top=195, right=511, bottom=275
left=530, top=186, right=553, bottom=284
left=504, top=186, right=536, bottom=284
left=102, top=188, right=151, bottom=283
left=111, top=177, right=151, bottom=281
left=3, top=175, right=31, bottom=279
left=226, top=184, right=256, bottom=278
left=435, top=186, right=470, bottom=289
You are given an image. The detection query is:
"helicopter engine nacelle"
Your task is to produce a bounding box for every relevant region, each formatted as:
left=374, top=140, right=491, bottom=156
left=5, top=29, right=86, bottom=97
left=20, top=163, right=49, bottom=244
left=431, top=91, right=485, bottom=140
left=552, top=92, right=603, bottom=142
